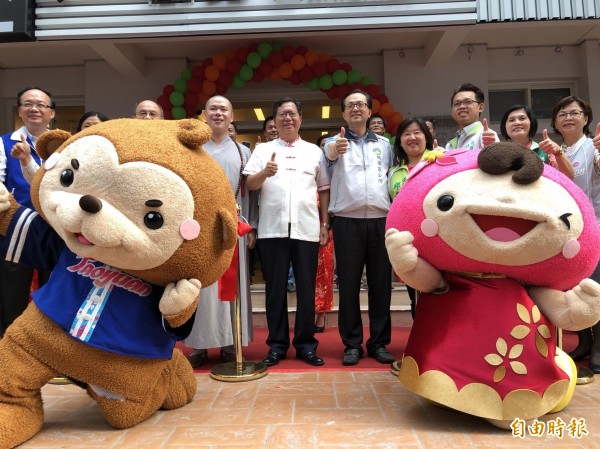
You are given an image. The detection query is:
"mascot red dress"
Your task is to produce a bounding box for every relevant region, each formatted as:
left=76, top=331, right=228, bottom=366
left=385, top=143, right=600, bottom=426
left=0, top=119, right=238, bottom=448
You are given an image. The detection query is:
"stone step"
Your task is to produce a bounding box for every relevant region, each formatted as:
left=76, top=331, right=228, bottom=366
left=250, top=282, right=413, bottom=328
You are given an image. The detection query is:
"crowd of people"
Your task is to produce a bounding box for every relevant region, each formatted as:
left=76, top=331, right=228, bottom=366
left=1, top=83, right=600, bottom=373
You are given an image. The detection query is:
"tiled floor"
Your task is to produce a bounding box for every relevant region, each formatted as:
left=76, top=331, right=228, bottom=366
left=19, top=368, right=600, bottom=448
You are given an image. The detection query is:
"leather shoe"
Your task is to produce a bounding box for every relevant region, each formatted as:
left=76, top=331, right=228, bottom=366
left=262, top=351, right=286, bottom=367
left=296, top=351, right=324, bottom=366
left=187, top=350, right=208, bottom=369
left=569, top=346, right=591, bottom=362
left=369, top=347, right=395, bottom=364
left=342, top=348, right=363, bottom=366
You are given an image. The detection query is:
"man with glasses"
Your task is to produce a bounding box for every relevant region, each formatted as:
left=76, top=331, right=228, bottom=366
left=244, top=97, right=330, bottom=367
left=133, top=100, right=164, bottom=120
left=445, top=83, right=498, bottom=151
left=326, top=89, right=395, bottom=367
left=0, top=86, right=55, bottom=337
left=367, top=114, right=387, bottom=137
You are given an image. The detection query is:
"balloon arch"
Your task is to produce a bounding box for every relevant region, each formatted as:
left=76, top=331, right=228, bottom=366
left=157, top=41, right=403, bottom=142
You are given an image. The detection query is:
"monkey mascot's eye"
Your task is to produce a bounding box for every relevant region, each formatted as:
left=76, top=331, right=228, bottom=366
left=144, top=211, right=164, bottom=230
left=437, top=195, right=454, bottom=212
left=60, top=169, right=74, bottom=187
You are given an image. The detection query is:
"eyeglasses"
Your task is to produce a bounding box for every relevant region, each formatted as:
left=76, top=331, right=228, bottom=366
left=344, top=102, right=368, bottom=111
left=370, top=120, right=384, bottom=126
left=276, top=111, right=299, bottom=119
left=556, top=110, right=584, bottom=120
left=451, top=99, right=480, bottom=109
left=19, top=102, right=52, bottom=110
left=135, top=110, right=162, bottom=119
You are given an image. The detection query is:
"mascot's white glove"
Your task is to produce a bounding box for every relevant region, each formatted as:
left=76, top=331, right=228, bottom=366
left=563, top=278, right=600, bottom=330
left=0, top=183, right=11, bottom=213
left=385, top=228, right=419, bottom=276
left=160, top=278, right=202, bottom=317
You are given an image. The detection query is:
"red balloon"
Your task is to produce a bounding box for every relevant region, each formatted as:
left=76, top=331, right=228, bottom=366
left=226, top=58, right=241, bottom=74
left=319, top=52, right=331, bottom=62
left=201, top=58, right=213, bottom=69
left=157, top=94, right=170, bottom=109
left=340, top=63, right=352, bottom=72
left=326, top=59, right=341, bottom=73
left=192, top=65, right=205, bottom=79
left=252, top=71, right=264, bottom=83
left=350, top=83, right=363, bottom=91
left=390, top=122, right=400, bottom=136
left=184, top=91, right=197, bottom=106
left=224, top=48, right=236, bottom=60
left=289, top=72, right=301, bottom=85
left=197, top=92, right=210, bottom=106
left=282, top=45, right=296, bottom=62
left=219, top=71, right=233, bottom=86
left=188, top=77, right=202, bottom=93
left=248, top=43, right=259, bottom=52
left=365, top=84, right=380, bottom=99
left=312, top=61, right=327, bottom=77
left=296, top=46, right=308, bottom=55
left=268, top=51, right=284, bottom=67
left=163, top=85, right=175, bottom=96
left=185, top=104, right=197, bottom=117
left=325, top=86, right=338, bottom=99
left=258, top=60, right=274, bottom=76
left=235, top=47, right=249, bottom=63
left=337, top=83, right=351, bottom=98
left=216, top=82, right=228, bottom=95
left=163, top=109, right=173, bottom=120
left=298, top=66, right=313, bottom=82
left=270, top=70, right=282, bottom=82
left=379, top=95, right=389, bottom=104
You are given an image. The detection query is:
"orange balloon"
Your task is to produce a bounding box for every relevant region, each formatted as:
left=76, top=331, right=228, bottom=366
left=202, top=80, right=217, bottom=96
left=290, top=54, right=306, bottom=71
left=304, top=50, right=319, bottom=66
left=213, top=54, right=227, bottom=71
left=204, top=65, right=220, bottom=82
left=319, top=52, right=331, bottom=63
left=379, top=102, right=394, bottom=118
left=371, top=98, right=381, bottom=114
left=279, top=62, right=293, bottom=79
left=270, top=69, right=282, bottom=82
left=391, top=112, right=403, bottom=126
left=197, top=92, right=210, bottom=106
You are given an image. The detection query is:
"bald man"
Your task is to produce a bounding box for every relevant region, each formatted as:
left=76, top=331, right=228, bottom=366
left=133, top=100, right=163, bottom=120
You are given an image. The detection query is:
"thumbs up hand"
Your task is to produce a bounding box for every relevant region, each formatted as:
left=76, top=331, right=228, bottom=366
left=539, top=129, right=562, bottom=156
left=592, top=122, right=600, bottom=150
left=264, top=152, right=278, bottom=177
left=481, top=118, right=497, bottom=147
left=333, top=127, right=349, bottom=157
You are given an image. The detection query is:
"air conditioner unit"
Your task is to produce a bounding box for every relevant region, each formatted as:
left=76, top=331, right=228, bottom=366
left=0, top=0, right=35, bottom=42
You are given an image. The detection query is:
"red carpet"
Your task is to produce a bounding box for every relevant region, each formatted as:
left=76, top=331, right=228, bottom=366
left=178, top=328, right=578, bottom=374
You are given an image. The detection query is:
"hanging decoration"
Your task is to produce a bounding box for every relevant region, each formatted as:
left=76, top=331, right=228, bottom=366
left=156, top=41, right=403, bottom=141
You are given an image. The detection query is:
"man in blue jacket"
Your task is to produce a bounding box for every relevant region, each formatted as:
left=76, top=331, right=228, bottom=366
left=0, top=86, right=55, bottom=336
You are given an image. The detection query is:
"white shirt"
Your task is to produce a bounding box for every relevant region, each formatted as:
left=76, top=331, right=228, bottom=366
left=243, top=138, right=330, bottom=242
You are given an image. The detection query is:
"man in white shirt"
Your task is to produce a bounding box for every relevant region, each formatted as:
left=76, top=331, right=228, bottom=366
left=445, top=83, right=498, bottom=151
left=244, top=97, right=330, bottom=367
left=0, top=86, right=55, bottom=337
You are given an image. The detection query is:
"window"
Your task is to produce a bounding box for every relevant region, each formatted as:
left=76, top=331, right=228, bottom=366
left=489, top=85, right=573, bottom=122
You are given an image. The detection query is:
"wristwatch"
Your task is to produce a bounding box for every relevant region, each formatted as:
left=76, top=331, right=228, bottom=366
left=321, top=223, right=331, bottom=229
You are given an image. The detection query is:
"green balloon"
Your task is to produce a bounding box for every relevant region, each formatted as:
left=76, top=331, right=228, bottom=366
left=232, top=74, right=246, bottom=89
left=384, top=132, right=392, bottom=140
left=173, top=78, right=187, bottom=93
left=272, top=42, right=284, bottom=51
left=318, top=74, right=333, bottom=91
left=181, top=68, right=193, bottom=81
left=307, top=77, right=320, bottom=91
left=171, top=106, right=186, bottom=120
left=390, top=136, right=396, bottom=146
left=347, top=69, right=361, bottom=85
left=169, top=91, right=185, bottom=107
left=239, top=64, right=253, bottom=82
left=360, top=76, right=373, bottom=86
left=247, top=52, right=262, bottom=69
left=258, top=42, right=273, bottom=59
left=332, top=69, right=347, bottom=86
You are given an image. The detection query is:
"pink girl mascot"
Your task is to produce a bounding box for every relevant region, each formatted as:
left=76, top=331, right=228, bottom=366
left=385, top=143, right=600, bottom=427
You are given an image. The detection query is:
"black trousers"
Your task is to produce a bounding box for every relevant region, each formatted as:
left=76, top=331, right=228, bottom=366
left=258, top=237, right=319, bottom=355
left=332, top=216, right=392, bottom=355
left=0, top=260, right=51, bottom=337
